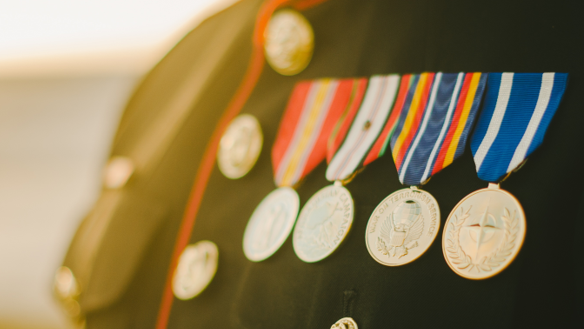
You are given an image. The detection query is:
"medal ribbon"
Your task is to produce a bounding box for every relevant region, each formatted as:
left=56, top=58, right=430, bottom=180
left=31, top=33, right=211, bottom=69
left=326, top=75, right=401, bottom=181
left=389, top=72, right=488, bottom=185
left=470, top=72, right=568, bottom=182
left=272, top=78, right=367, bottom=187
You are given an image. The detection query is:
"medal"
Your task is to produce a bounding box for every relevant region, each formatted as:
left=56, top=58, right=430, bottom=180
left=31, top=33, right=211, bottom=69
left=244, top=78, right=367, bottom=262
left=366, top=72, right=488, bottom=266
left=294, top=75, right=401, bottom=263
left=244, top=187, right=299, bottom=261
left=217, top=114, right=263, bottom=179
left=264, top=9, right=314, bottom=76
left=172, top=240, right=218, bottom=300
left=443, top=72, right=568, bottom=279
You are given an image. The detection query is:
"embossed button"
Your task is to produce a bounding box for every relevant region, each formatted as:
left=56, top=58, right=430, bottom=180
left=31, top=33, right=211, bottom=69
left=53, top=266, right=82, bottom=318
left=218, top=114, right=263, bottom=179
left=331, top=317, right=358, bottom=329
left=54, top=266, right=79, bottom=300
left=103, top=156, right=134, bottom=189
left=172, top=241, right=219, bottom=300
left=264, top=9, right=314, bottom=76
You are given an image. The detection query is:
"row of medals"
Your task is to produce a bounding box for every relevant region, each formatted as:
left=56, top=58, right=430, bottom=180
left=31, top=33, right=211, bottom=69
left=219, top=115, right=525, bottom=280
left=171, top=10, right=525, bottom=329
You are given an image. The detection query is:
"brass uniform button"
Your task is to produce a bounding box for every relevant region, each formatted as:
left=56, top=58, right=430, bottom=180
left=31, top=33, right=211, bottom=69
left=53, top=266, right=81, bottom=318
left=218, top=114, right=263, bottom=179
left=331, top=317, right=358, bottom=329
left=264, top=9, right=314, bottom=76
left=103, top=156, right=135, bottom=189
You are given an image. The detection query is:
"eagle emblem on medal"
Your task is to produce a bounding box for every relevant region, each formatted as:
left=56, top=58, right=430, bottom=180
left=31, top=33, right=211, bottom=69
left=366, top=188, right=440, bottom=266
left=377, top=200, right=424, bottom=259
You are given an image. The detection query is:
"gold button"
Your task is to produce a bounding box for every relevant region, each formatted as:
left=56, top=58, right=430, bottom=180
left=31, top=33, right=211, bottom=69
left=54, top=266, right=79, bottom=300
left=103, top=156, right=134, bottom=189
left=54, top=266, right=82, bottom=318
left=264, top=9, right=314, bottom=76
left=331, top=317, right=358, bottom=329
left=218, top=114, right=263, bottom=179
left=172, top=241, right=219, bottom=300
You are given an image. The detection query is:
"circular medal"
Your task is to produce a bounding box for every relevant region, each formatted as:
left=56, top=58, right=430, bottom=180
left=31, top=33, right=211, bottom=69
left=331, top=317, right=358, bottom=329
left=264, top=9, right=314, bottom=76
left=172, top=240, right=219, bottom=300
left=243, top=187, right=300, bottom=262
left=366, top=187, right=440, bottom=266
left=442, top=184, right=526, bottom=280
left=293, top=184, right=354, bottom=263
left=218, top=114, right=263, bottom=179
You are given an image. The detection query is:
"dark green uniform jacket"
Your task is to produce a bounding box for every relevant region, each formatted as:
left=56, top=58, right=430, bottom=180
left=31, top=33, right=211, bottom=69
left=62, top=0, right=584, bottom=327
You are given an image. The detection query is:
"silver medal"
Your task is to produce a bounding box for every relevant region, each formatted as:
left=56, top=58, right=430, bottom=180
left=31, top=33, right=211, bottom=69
left=243, top=187, right=300, bottom=262
left=366, top=187, right=440, bottom=266
left=293, top=183, right=354, bottom=263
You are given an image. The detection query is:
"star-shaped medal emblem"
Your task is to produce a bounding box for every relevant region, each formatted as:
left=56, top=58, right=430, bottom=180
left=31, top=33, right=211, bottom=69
left=465, top=206, right=500, bottom=260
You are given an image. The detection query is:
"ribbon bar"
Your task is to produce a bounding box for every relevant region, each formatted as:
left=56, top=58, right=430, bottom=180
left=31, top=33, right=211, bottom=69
left=272, top=78, right=367, bottom=187
left=471, top=72, right=568, bottom=182
left=326, top=75, right=400, bottom=182
left=389, top=72, right=488, bottom=186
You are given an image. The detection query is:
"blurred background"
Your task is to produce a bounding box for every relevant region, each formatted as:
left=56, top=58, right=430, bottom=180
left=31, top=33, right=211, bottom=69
left=0, top=0, right=228, bottom=328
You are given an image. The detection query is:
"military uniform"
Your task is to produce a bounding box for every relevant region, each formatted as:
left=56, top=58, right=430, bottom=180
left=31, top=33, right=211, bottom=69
left=58, top=0, right=583, bottom=328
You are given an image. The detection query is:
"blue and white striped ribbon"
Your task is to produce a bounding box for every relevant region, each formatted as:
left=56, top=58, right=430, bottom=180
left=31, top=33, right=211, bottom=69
left=470, top=72, right=568, bottom=182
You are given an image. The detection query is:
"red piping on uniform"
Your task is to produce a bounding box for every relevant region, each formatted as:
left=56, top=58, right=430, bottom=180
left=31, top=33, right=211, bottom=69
left=155, top=0, right=329, bottom=328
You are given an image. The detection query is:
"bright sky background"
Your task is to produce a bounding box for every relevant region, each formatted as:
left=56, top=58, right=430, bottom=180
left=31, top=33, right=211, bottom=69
left=1, top=1, right=234, bottom=328
left=0, top=0, right=231, bottom=77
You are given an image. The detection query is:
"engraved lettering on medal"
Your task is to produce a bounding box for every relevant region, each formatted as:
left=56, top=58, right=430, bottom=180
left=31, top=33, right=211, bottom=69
left=293, top=185, right=354, bottom=262
left=368, top=202, right=387, bottom=233
left=428, top=203, right=437, bottom=237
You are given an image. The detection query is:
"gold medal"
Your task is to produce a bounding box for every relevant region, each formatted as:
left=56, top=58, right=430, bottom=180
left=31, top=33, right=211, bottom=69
left=264, top=9, right=314, bottom=76
left=442, top=183, right=526, bottom=280
left=217, top=114, right=263, bottom=179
